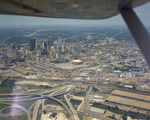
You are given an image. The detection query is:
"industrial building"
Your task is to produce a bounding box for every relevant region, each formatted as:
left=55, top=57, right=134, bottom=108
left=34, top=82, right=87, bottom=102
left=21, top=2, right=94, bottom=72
left=106, top=90, right=150, bottom=111
left=90, top=107, right=106, bottom=115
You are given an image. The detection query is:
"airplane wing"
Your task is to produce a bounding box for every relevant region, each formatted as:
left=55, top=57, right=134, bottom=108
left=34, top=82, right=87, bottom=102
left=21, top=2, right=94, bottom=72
left=0, top=0, right=150, bottom=66
left=0, top=0, right=149, bottom=19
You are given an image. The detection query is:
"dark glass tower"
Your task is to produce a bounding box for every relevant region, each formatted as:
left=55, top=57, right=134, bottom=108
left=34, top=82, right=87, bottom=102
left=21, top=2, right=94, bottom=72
left=47, top=36, right=53, bottom=48
left=30, top=39, right=36, bottom=51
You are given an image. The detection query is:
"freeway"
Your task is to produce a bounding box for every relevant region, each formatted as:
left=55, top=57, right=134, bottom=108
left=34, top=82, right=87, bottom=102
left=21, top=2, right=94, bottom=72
left=32, top=85, right=75, bottom=120
left=0, top=102, right=31, bottom=120
left=32, top=85, right=69, bottom=120
left=82, top=87, right=93, bottom=113
left=0, top=85, right=75, bottom=120
left=64, top=94, right=79, bottom=120
left=64, top=85, right=79, bottom=120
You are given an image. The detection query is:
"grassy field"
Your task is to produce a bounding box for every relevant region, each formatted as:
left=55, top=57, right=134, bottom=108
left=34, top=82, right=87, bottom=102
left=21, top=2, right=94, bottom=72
left=0, top=80, right=16, bottom=93
left=16, top=99, right=37, bottom=110
left=37, top=114, right=41, bottom=120
left=0, top=114, right=27, bottom=120
left=64, top=113, right=71, bottom=118
left=87, top=71, right=95, bottom=76
left=78, top=114, right=83, bottom=120
left=0, top=103, right=10, bottom=110
left=92, top=63, right=100, bottom=67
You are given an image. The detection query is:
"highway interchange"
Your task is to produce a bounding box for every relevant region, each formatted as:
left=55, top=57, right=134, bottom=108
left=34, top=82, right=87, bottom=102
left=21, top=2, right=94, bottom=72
left=0, top=56, right=114, bottom=120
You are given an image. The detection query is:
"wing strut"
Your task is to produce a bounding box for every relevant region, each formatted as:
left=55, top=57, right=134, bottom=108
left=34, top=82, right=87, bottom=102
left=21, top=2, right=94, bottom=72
left=119, top=8, right=150, bottom=67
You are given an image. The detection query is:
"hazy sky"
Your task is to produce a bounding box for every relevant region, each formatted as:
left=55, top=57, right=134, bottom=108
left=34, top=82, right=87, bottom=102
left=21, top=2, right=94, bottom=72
left=0, top=2, right=149, bottom=26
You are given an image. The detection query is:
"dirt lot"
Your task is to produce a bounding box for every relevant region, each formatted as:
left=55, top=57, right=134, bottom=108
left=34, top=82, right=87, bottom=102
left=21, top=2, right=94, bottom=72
left=104, top=111, right=122, bottom=120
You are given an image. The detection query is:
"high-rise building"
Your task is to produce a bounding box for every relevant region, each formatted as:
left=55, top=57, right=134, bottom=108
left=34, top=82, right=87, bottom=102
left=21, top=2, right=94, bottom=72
left=61, top=44, right=65, bottom=52
left=56, top=46, right=59, bottom=53
left=42, top=42, right=47, bottom=48
left=30, top=39, right=36, bottom=51
left=47, top=36, right=53, bottom=48
left=36, top=43, right=40, bottom=49
left=58, top=36, right=62, bottom=46
left=25, top=49, right=29, bottom=54
left=50, top=50, right=53, bottom=57
left=56, top=53, right=61, bottom=59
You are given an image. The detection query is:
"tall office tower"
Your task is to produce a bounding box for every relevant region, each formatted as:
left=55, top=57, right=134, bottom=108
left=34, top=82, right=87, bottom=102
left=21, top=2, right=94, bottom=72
left=56, top=46, right=59, bottom=53
left=63, top=40, right=66, bottom=45
left=30, top=39, right=36, bottom=51
left=47, top=36, right=53, bottom=48
left=50, top=50, right=53, bottom=57
left=56, top=53, right=61, bottom=59
left=42, top=42, right=47, bottom=48
left=25, top=49, right=29, bottom=54
left=53, top=48, right=56, bottom=56
left=58, top=36, right=62, bottom=46
left=36, top=43, right=40, bottom=49
left=61, top=44, right=65, bottom=52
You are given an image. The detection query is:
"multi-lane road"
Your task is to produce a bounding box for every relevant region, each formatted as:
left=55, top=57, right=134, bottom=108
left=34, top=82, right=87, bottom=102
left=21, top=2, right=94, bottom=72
left=0, top=85, right=75, bottom=120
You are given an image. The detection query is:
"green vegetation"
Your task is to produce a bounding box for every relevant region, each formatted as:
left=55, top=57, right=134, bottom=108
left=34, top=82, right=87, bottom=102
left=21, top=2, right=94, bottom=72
left=37, top=114, right=41, bottom=120
left=44, top=97, right=70, bottom=109
left=92, top=87, right=99, bottom=92
left=0, top=103, right=10, bottom=110
left=105, top=61, right=111, bottom=63
left=1, top=108, right=19, bottom=114
left=91, top=103, right=150, bottom=119
left=70, top=99, right=82, bottom=110
left=50, top=60, right=70, bottom=64
left=44, top=99, right=61, bottom=106
left=17, top=84, right=53, bottom=92
left=30, top=104, right=35, bottom=111
left=39, top=104, right=42, bottom=110
left=0, top=114, right=28, bottom=120
left=63, top=101, right=70, bottom=109
left=86, top=86, right=90, bottom=91
left=74, top=91, right=86, bottom=97
left=78, top=114, right=83, bottom=120
left=64, top=113, right=70, bottom=118
left=72, top=103, right=77, bottom=110
left=70, top=99, right=82, bottom=105
left=17, top=99, right=37, bottom=110
left=87, top=71, right=95, bottom=76
left=107, top=114, right=116, bottom=120
left=102, top=65, right=113, bottom=70
left=0, top=79, right=16, bottom=93
left=89, top=63, right=100, bottom=67
left=67, top=94, right=70, bottom=99
left=92, top=63, right=100, bottom=67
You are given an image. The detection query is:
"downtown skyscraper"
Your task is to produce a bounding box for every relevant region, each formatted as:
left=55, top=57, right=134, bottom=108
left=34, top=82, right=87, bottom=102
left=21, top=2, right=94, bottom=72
left=30, top=39, right=36, bottom=51
left=58, top=36, right=62, bottom=46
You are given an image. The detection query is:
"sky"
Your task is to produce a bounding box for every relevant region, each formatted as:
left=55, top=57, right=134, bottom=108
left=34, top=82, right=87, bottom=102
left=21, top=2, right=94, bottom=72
left=0, top=2, right=149, bottom=26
